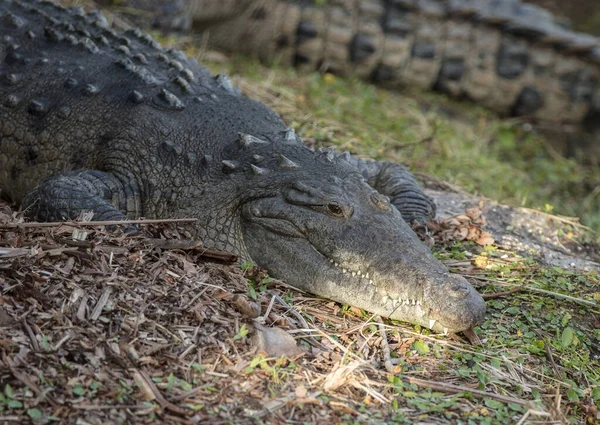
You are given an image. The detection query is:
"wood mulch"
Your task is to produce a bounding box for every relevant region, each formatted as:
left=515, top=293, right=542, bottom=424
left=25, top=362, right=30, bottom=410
left=0, top=193, right=591, bottom=424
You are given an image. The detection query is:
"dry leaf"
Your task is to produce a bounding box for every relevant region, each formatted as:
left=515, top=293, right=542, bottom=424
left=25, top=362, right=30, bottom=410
left=232, top=294, right=261, bottom=318
left=425, top=204, right=495, bottom=246
left=252, top=324, right=304, bottom=358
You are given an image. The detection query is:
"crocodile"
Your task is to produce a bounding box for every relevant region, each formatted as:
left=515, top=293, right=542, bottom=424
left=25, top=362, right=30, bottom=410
left=103, top=0, right=600, bottom=160
left=0, top=0, right=485, bottom=333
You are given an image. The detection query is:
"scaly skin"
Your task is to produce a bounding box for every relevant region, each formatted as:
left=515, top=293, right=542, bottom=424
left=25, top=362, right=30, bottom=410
left=0, top=0, right=485, bottom=333
left=200, top=0, right=600, bottom=126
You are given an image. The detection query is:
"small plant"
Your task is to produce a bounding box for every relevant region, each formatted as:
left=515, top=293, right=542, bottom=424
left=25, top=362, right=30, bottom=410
left=0, top=385, right=22, bottom=411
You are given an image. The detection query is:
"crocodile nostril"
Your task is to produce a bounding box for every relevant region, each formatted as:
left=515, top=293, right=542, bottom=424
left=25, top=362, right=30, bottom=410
left=448, top=283, right=470, bottom=298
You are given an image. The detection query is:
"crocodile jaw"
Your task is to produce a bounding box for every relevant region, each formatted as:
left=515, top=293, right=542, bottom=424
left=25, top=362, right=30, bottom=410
left=308, top=250, right=486, bottom=334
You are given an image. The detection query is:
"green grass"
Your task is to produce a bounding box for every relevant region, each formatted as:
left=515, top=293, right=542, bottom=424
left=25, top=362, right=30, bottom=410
left=202, top=54, right=600, bottom=233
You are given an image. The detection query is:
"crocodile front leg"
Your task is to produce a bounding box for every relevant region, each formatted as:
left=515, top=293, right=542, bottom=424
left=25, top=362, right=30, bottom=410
left=347, top=156, right=436, bottom=224
left=22, top=170, right=142, bottom=223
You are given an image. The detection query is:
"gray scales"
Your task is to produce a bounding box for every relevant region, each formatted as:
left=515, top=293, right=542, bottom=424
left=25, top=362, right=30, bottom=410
left=106, top=0, right=600, bottom=158
left=0, top=0, right=485, bottom=333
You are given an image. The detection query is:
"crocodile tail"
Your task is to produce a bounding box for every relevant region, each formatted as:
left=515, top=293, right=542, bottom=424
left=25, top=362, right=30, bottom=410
left=196, top=0, right=600, bottom=159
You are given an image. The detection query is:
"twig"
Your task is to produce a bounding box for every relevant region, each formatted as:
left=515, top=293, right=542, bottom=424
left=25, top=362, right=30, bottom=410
left=273, top=295, right=310, bottom=330
left=0, top=248, right=30, bottom=259
left=515, top=410, right=531, bottom=425
left=263, top=295, right=277, bottom=319
left=133, top=369, right=191, bottom=416
left=58, top=239, right=128, bottom=254
left=481, top=286, right=526, bottom=300
left=141, top=239, right=237, bottom=263
left=90, top=287, right=113, bottom=321
left=536, top=331, right=562, bottom=380
left=20, top=320, right=40, bottom=352
left=403, top=376, right=536, bottom=407
left=273, top=295, right=328, bottom=351
left=375, top=316, right=394, bottom=373
left=56, top=238, right=237, bottom=262
left=461, top=328, right=482, bottom=346
left=141, top=238, right=205, bottom=250
left=475, top=276, right=598, bottom=308
left=0, top=218, right=197, bottom=229
left=167, top=384, right=213, bottom=402
left=73, top=404, right=154, bottom=410
left=514, top=409, right=552, bottom=425
left=545, top=342, right=562, bottom=380
left=42, top=246, right=95, bottom=260
left=516, top=207, right=595, bottom=232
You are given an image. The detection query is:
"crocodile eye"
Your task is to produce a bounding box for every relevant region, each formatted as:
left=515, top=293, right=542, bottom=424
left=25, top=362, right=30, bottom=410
left=327, top=203, right=344, bottom=217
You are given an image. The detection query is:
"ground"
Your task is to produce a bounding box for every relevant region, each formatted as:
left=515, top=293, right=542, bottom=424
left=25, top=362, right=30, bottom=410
left=1, top=13, right=600, bottom=425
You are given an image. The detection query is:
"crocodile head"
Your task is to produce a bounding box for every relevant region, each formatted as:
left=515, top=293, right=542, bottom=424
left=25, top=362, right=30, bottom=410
left=232, top=140, right=486, bottom=334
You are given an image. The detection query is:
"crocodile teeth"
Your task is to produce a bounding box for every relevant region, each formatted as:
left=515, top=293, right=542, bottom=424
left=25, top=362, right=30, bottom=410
left=334, top=262, right=339, bottom=267
left=382, top=295, right=389, bottom=304
left=356, top=271, right=362, bottom=277
left=411, top=299, right=416, bottom=306
left=429, top=319, right=436, bottom=329
left=403, top=299, right=409, bottom=305
left=392, top=299, right=399, bottom=308
left=364, top=272, right=369, bottom=279
left=416, top=301, right=421, bottom=306
left=443, top=328, right=449, bottom=335
left=342, top=269, right=347, bottom=274
left=329, top=259, right=334, bottom=263
left=351, top=272, right=356, bottom=277
left=369, top=280, right=374, bottom=285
